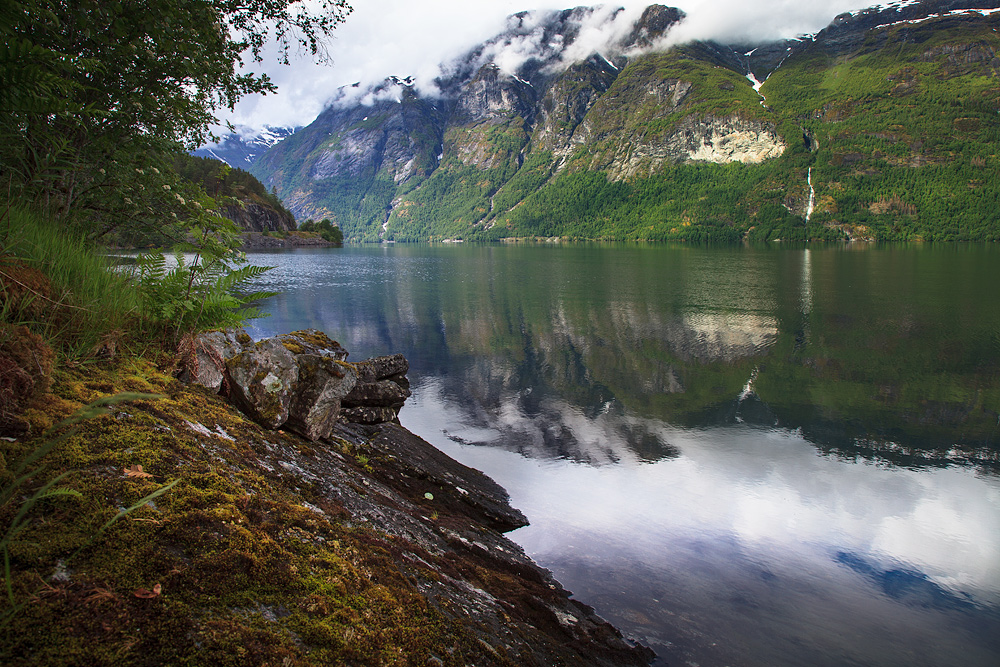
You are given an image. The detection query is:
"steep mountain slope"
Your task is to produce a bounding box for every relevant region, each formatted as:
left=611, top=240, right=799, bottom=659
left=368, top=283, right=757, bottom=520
left=250, top=1, right=1000, bottom=242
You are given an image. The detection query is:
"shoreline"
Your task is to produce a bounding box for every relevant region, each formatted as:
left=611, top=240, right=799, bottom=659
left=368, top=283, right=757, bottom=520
left=1, top=334, right=654, bottom=665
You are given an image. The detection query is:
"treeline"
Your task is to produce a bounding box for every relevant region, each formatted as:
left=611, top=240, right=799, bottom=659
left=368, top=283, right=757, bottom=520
left=173, top=154, right=293, bottom=222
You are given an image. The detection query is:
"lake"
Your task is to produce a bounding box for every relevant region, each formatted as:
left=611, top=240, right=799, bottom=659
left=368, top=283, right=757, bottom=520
left=243, top=243, right=1000, bottom=667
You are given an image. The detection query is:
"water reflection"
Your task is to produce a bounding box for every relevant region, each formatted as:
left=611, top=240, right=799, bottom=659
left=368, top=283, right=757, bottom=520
left=246, top=244, right=1000, bottom=666
left=405, top=393, right=1000, bottom=666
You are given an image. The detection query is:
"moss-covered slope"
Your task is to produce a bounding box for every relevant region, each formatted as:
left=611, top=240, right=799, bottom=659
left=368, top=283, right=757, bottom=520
left=1, top=359, right=652, bottom=666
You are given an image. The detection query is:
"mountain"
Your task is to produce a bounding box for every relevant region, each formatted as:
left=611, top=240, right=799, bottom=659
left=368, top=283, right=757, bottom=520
left=193, top=125, right=298, bottom=168
left=248, top=1, right=1000, bottom=242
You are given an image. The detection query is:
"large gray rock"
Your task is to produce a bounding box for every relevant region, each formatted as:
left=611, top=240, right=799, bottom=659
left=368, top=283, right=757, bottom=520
left=225, top=337, right=299, bottom=429
left=285, top=353, right=357, bottom=441
left=352, top=353, right=408, bottom=382
left=342, top=353, right=411, bottom=424
left=182, top=329, right=406, bottom=435
left=224, top=330, right=358, bottom=441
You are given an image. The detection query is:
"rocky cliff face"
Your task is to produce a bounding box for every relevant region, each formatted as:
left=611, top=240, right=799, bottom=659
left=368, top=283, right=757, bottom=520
left=218, top=200, right=296, bottom=233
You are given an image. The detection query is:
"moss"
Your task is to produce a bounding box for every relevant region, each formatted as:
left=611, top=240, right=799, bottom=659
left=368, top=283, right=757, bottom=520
left=1, top=358, right=492, bottom=666
left=280, top=341, right=305, bottom=354
left=287, top=330, right=340, bottom=351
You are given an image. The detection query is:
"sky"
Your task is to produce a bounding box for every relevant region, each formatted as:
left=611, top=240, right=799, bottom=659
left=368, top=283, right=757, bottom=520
left=217, top=0, right=894, bottom=137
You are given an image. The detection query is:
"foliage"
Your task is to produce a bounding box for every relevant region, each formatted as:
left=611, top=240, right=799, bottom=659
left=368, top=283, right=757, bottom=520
left=0, top=205, right=142, bottom=357
left=0, top=0, right=349, bottom=239
left=132, top=242, right=277, bottom=342
left=298, top=218, right=343, bottom=245
left=173, top=154, right=293, bottom=221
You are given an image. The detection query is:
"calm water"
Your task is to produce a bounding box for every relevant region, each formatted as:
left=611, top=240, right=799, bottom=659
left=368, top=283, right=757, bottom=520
left=244, top=243, right=1000, bottom=667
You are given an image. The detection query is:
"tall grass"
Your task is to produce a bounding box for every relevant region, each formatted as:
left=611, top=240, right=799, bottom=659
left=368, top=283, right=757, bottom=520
left=0, top=205, right=144, bottom=358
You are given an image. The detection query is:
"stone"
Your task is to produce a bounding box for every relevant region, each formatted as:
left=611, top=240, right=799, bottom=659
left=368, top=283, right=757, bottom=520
left=177, top=328, right=251, bottom=393
left=341, top=354, right=412, bottom=424
left=275, top=329, right=349, bottom=360
left=343, top=378, right=410, bottom=409
left=352, top=353, right=408, bottom=382
left=285, top=354, right=357, bottom=441
left=225, top=337, right=299, bottom=429
left=184, top=329, right=409, bottom=433
left=339, top=405, right=399, bottom=425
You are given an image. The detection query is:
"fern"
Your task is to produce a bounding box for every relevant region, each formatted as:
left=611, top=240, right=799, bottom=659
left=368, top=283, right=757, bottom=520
left=132, top=247, right=276, bottom=338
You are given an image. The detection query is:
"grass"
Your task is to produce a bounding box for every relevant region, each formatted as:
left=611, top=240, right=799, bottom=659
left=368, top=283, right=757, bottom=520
left=1, top=205, right=144, bottom=359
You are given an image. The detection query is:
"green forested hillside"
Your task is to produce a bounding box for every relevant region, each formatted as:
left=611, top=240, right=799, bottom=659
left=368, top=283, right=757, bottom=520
left=252, top=4, right=1000, bottom=243
left=488, top=15, right=1000, bottom=242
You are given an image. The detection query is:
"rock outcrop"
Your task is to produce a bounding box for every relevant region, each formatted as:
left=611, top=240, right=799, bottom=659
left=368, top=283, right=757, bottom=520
left=178, top=329, right=410, bottom=440
left=218, top=200, right=296, bottom=233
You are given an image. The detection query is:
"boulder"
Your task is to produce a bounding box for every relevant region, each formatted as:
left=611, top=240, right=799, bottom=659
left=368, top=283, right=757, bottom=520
left=182, top=329, right=407, bottom=435
left=177, top=328, right=252, bottom=392
left=225, top=337, right=299, bottom=429
left=343, top=378, right=409, bottom=408
left=275, top=330, right=349, bottom=360
left=353, top=353, right=407, bottom=382
left=341, top=354, right=412, bottom=423
left=285, top=353, right=357, bottom=441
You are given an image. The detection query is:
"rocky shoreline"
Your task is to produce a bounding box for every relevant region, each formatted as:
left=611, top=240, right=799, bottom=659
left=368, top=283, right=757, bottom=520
left=239, top=231, right=338, bottom=250
left=178, top=328, right=655, bottom=665
left=2, top=329, right=653, bottom=665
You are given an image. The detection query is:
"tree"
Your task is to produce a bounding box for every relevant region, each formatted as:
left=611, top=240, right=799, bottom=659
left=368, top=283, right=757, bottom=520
left=0, top=0, right=351, bottom=239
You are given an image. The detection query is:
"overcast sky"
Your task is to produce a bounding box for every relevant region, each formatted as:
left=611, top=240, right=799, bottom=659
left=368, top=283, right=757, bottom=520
left=218, top=0, right=890, bottom=137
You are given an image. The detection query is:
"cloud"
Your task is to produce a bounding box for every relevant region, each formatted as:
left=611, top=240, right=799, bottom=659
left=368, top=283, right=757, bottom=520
left=215, top=0, right=882, bottom=136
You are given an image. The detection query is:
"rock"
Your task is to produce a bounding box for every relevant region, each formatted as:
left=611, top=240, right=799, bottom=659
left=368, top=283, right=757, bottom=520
left=339, top=405, right=399, bottom=425
left=275, top=329, right=349, bottom=360
left=225, top=337, right=299, bottom=429
left=218, top=200, right=295, bottom=233
left=352, top=353, right=407, bottom=382
left=183, top=330, right=410, bottom=433
left=343, top=379, right=409, bottom=408
left=224, top=331, right=359, bottom=441
left=285, top=353, right=357, bottom=441
left=177, top=328, right=252, bottom=393
left=341, top=353, right=412, bottom=424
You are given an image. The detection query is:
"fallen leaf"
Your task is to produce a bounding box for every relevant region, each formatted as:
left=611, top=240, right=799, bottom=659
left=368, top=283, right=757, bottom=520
left=133, top=583, right=162, bottom=599
left=124, top=464, right=153, bottom=479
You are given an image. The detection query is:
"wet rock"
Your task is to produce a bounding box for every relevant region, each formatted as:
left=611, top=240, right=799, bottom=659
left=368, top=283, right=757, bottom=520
left=341, top=353, right=412, bottom=424
left=353, top=353, right=408, bottom=382
left=285, top=353, right=357, bottom=441
left=343, top=379, right=409, bottom=408
left=223, top=331, right=359, bottom=441
left=275, top=329, right=349, bottom=360
left=339, top=405, right=399, bottom=425
left=292, top=421, right=654, bottom=665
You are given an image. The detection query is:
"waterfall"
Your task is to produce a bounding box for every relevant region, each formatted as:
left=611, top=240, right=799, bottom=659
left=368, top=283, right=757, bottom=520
left=805, top=167, right=815, bottom=223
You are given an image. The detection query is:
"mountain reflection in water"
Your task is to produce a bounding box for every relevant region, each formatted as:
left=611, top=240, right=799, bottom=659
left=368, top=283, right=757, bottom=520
left=247, top=243, right=1000, bottom=666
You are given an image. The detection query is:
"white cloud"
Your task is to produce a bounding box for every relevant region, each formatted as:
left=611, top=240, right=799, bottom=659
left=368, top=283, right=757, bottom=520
left=214, top=1, right=884, bottom=135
